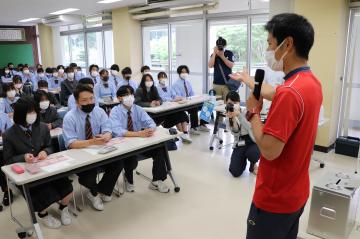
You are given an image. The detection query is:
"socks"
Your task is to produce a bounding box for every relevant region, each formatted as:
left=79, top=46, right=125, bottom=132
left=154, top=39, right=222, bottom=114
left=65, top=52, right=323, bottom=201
left=184, top=131, right=188, bottom=134
left=59, top=204, right=67, bottom=211
left=38, top=211, right=48, bottom=218
left=91, top=189, right=98, bottom=197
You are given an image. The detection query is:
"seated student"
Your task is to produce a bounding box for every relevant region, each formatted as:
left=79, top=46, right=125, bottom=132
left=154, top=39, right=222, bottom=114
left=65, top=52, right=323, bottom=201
left=3, top=96, right=73, bottom=229
left=49, top=68, right=63, bottom=90
left=109, top=64, right=121, bottom=88
left=1, top=66, right=13, bottom=84
left=67, top=77, right=98, bottom=111
left=13, top=75, right=26, bottom=97
left=35, top=68, right=48, bottom=90
left=36, top=64, right=43, bottom=71
left=94, top=69, right=116, bottom=102
left=171, top=65, right=210, bottom=135
left=109, top=85, right=170, bottom=193
left=15, top=63, right=24, bottom=76
left=45, top=67, right=53, bottom=80
left=76, top=66, right=86, bottom=81
left=60, top=67, right=77, bottom=106
left=156, top=72, right=192, bottom=143
left=63, top=84, right=122, bottom=210
left=118, top=67, right=138, bottom=90
left=0, top=112, right=13, bottom=207
left=37, top=80, right=61, bottom=109
left=34, top=90, right=62, bottom=130
left=7, top=62, right=17, bottom=77
left=21, top=65, right=36, bottom=94
left=88, top=64, right=100, bottom=84
left=140, top=65, right=151, bottom=75
left=134, top=74, right=162, bottom=108
left=225, top=91, right=259, bottom=177
left=0, top=83, right=19, bottom=116
left=57, top=65, right=66, bottom=81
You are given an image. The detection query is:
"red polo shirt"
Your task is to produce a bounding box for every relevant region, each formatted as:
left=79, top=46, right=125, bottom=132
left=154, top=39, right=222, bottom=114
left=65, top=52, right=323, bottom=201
left=253, top=67, right=323, bottom=213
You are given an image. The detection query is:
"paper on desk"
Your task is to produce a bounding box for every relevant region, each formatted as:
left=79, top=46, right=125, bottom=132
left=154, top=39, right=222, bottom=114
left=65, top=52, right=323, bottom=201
left=83, top=146, right=101, bottom=155
left=82, top=138, right=127, bottom=155
left=41, top=161, right=72, bottom=173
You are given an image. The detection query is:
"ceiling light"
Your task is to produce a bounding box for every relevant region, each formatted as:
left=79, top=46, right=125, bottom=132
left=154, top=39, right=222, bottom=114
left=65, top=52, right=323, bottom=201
left=50, top=8, right=79, bottom=15
left=97, top=0, right=124, bottom=3
left=18, top=18, right=40, bottom=22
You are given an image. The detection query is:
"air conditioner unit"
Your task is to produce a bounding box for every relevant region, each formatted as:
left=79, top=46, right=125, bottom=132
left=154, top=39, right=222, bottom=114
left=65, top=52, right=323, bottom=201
left=42, top=15, right=83, bottom=27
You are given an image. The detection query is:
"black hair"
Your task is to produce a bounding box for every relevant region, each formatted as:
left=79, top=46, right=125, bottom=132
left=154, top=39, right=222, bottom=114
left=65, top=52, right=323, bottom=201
left=110, top=64, right=120, bottom=72
left=45, top=67, right=53, bottom=74
left=121, top=67, right=132, bottom=75
left=177, top=65, right=190, bottom=75
left=34, top=90, right=49, bottom=103
left=140, top=65, right=150, bottom=73
left=57, top=65, right=65, bottom=70
left=12, top=75, right=22, bottom=84
left=65, top=67, right=74, bottom=73
left=225, top=91, right=240, bottom=102
left=23, top=65, right=29, bottom=70
left=37, top=80, right=48, bottom=89
left=3, top=82, right=15, bottom=93
left=37, top=68, right=44, bottom=73
left=78, top=77, right=95, bottom=86
left=52, top=67, right=58, bottom=73
left=69, top=63, right=77, bottom=68
left=89, top=64, right=99, bottom=73
left=13, top=96, right=39, bottom=127
left=216, top=37, right=227, bottom=47
left=264, top=13, right=314, bottom=60
left=139, top=74, right=157, bottom=102
left=74, top=84, right=94, bottom=101
left=99, top=69, right=108, bottom=76
left=36, top=64, right=42, bottom=69
left=7, top=62, right=13, bottom=67
left=157, top=72, right=167, bottom=79
left=117, top=85, right=134, bottom=97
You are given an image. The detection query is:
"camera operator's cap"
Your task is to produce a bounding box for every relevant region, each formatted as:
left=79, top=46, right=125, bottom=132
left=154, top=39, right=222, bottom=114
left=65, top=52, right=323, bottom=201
left=216, top=37, right=226, bottom=47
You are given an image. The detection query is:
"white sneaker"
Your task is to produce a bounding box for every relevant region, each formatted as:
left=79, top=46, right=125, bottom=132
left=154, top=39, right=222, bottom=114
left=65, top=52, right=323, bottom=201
left=100, top=194, right=112, bottom=202
left=189, top=128, right=200, bottom=135
left=125, top=178, right=135, bottom=192
left=180, top=134, right=192, bottom=144
left=149, top=180, right=170, bottom=193
left=39, top=214, right=61, bottom=229
left=60, top=207, right=72, bottom=226
left=86, top=192, right=104, bottom=211
left=198, top=125, right=210, bottom=132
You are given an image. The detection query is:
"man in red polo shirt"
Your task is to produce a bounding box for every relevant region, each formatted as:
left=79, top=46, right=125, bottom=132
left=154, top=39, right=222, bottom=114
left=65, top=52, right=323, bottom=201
left=231, top=13, right=323, bottom=239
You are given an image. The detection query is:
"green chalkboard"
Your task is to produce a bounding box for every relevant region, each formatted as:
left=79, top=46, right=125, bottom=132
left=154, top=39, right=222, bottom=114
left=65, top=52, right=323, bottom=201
left=0, top=44, right=34, bottom=68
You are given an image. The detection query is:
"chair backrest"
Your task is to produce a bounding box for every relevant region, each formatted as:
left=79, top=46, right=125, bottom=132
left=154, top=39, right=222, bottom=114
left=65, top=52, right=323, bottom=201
left=58, top=134, right=66, bottom=151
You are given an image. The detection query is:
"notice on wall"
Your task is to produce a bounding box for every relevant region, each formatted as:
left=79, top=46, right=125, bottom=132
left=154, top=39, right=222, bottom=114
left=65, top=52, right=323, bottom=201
left=0, top=28, right=26, bottom=41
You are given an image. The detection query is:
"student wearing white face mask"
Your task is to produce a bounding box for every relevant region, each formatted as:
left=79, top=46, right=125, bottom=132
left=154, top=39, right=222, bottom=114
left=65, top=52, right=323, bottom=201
left=60, top=67, right=77, bottom=106
left=3, top=96, right=73, bottom=229
left=109, top=64, right=121, bottom=88
left=21, top=66, right=36, bottom=94
left=34, top=90, right=62, bottom=130
left=134, top=74, right=162, bottom=108
left=0, top=83, right=19, bottom=115
left=49, top=67, right=63, bottom=91
left=12, top=75, right=25, bottom=97
left=88, top=64, right=100, bottom=84
left=171, top=65, right=210, bottom=135
left=37, top=80, right=61, bottom=109
left=57, top=65, right=66, bottom=80
left=140, top=65, right=151, bottom=76
left=1, top=66, right=13, bottom=83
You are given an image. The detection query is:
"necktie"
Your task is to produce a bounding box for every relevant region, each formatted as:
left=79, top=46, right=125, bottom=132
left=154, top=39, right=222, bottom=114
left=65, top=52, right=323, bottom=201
left=24, top=129, right=32, bottom=138
left=163, top=87, right=167, bottom=93
left=85, top=115, right=93, bottom=140
left=184, top=80, right=189, bottom=97
left=127, top=110, right=133, bottom=131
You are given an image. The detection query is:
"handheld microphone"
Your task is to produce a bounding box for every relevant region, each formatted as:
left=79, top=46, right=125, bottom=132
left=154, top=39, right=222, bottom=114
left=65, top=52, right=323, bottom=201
left=253, top=69, right=265, bottom=100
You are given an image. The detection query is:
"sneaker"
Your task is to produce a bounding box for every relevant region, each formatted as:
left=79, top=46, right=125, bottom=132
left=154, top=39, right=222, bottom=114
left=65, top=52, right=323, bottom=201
left=100, top=194, right=112, bottom=202
left=86, top=192, right=104, bottom=211
left=189, top=128, right=200, bottom=136
left=60, top=207, right=72, bottom=226
left=2, top=190, right=13, bottom=206
left=39, top=214, right=61, bottom=229
left=149, top=180, right=170, bottom=193
left=249, top=163, right=258, bottom=175
left=198, top=125, right=210, bottom=132
left=125, top=178, right=135, bottom=193
left=180, top=134, right=192, bottom=144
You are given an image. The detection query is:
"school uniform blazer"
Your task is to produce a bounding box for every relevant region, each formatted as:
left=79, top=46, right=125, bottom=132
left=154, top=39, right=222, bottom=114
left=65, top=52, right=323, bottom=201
left=134, top=87, right=163, bottom=107
left=3, top=123, right=53, bottom=165
left=60, top=80, right=77, bottom=106
left=40, top=106, right=63, bottom=129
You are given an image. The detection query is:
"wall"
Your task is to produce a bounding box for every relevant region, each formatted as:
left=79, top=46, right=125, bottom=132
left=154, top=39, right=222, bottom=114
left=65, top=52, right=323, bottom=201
left=0, top=25, right=39, bottom=66
left=38, top=24, right=55, bottom=67
left=112, top=7, right=143, bottom=81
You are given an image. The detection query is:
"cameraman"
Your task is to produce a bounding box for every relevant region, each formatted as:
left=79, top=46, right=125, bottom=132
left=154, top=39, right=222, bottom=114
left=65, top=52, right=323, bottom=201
left=208, top=37, right=235, bottom=100
left=225, top=91, right=259, bottom=177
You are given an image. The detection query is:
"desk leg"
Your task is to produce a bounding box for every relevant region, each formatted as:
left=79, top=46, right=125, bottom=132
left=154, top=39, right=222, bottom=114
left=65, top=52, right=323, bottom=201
left=163, top=144, right=180, bottom=193
left=22, top=185, right=44, bottom=239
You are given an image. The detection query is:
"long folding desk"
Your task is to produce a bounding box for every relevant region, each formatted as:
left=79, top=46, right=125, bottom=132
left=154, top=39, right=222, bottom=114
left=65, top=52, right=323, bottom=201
left=1, top=127, right=180, bottom=239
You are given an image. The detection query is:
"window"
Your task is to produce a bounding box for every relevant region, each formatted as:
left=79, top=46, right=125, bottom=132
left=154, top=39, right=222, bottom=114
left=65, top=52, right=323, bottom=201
left=104, top=30, right=114, bottom=68
left=87, top=32, right=104, bottom=67
left=69, top=34, right=86, bottom=67
left=61, top=36, right=71, bottom=66
left=250, top=17, right=268, bottom=75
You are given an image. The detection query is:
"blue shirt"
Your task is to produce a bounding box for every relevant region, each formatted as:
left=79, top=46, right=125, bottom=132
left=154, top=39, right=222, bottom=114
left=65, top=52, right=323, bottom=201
left=67, top=94, right=99, bottom=111
left=21, top=73, right=37, bottom=88
left=156, top=85, right=173, bottom=102
left=1, top=75, right=13, bottom=83
left=94, top=81, right=117, bottom=101
left=117, top=78, right=139, bottom=91
left=75, top=72, right=86, bottom=81
left=63, top=106, right=112, bottom=148
left=88, top=75, right=101, bottom=84
left=108, top=75, right=121, bottom=88
left=171, top=78, right=195, bottom=97
left=109, top=103, right=156, bottom=137
left=49, top=76, right=64, bottom=90
left=0, top=97, right=19, bottom=113
left=0, top=112, right=13, bottom=133
left=34, top=75, right=49, bottom=91
left=212, top=50, right=235, bottom=85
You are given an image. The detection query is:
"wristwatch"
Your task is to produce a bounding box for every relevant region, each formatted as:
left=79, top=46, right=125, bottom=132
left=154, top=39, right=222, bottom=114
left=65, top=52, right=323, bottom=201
left=246, top=108, right=260, bottom=122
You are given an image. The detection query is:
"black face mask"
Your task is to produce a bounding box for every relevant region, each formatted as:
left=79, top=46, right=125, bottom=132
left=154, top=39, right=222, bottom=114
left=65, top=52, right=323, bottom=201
left=125, top=76, right=131, bottom=81
left=103, top=76, right=109, bottom=82
left=81, top=103, right=95, bottom=114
